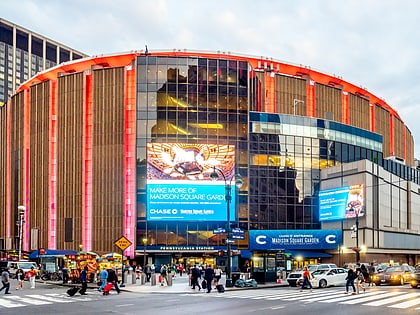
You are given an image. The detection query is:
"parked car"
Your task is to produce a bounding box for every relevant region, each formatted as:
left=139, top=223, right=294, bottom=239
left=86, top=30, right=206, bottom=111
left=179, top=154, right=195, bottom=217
left=371, top=265, right=414, bottom=286
left=0, top=260, right=39, bottom=279
left=287, top=263, right=337, bottom=287
left=310, top=268, right=348, bottom=288
left=410, top=266, right=420, bottom=288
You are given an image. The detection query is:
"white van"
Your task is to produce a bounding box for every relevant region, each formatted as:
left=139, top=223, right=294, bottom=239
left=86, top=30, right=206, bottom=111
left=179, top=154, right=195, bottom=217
left=0, top=261, right=39, bottom=278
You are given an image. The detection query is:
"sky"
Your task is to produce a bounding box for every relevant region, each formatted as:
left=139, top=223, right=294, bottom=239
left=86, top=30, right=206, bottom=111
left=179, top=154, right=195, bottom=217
left=2, top=0, right=420, bottom=158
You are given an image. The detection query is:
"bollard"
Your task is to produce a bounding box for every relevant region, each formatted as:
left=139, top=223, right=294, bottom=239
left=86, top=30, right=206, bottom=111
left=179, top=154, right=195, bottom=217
left=167, top=274, right=173, bottom=286
left=151, top=272, right=156, bottom=286
left=141, top=272, right=146, bottom=285
left=132, top=272, right=136, bottom=284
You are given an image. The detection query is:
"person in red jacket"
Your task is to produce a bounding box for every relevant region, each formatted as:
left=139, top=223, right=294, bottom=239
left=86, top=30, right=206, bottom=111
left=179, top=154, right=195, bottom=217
left=300, top=266, right=313, bottom=292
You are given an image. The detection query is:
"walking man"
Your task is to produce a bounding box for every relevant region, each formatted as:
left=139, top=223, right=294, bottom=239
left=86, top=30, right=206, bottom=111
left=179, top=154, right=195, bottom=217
left=27, top=266, right=37, bottom=289
left=79, top=266, right=88, bottom=295
left=0, top=267, right=11, bottom=294
left=204, top=265, right=214, bottom=293
left=107, top=266, right=121, bottom=294
left=98, top=267, right=108, bottom=292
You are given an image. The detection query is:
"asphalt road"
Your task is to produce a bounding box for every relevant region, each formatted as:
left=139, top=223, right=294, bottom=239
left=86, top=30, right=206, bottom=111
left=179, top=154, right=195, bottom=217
left=1, top=282, right=419, bottom=315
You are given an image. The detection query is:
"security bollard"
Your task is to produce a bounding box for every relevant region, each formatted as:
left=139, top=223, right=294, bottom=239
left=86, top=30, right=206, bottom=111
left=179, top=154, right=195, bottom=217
left=141, top=272, right=146, bottom=285
left=167, top=274, right=173, bottom=286
left=151, top=272, right=156, bottom=286
left=132, top=272, right=136, bottom=284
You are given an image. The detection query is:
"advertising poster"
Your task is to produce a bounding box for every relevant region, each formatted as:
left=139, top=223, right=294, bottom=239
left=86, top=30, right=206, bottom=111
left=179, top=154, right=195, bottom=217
left=146, top=143, right=237, bottom=221
left=319, top=184, right=365, bottom=221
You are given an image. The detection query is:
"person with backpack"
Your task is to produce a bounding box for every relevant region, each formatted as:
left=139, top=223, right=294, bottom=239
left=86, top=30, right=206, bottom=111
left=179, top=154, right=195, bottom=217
left=160, top=264, right=168, bottom=286
left=344, top=265, right=357, bottom=294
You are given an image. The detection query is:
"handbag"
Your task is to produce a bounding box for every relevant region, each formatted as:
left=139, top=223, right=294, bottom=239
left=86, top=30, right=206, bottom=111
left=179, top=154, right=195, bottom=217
left=202, top=279, right=207, bottom=288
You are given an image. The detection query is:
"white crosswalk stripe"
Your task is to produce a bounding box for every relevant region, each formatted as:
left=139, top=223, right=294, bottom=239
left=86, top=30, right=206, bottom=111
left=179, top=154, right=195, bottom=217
left=0, top=292, right=100, bottom=309
left=194, top=288, right=420, bottom=310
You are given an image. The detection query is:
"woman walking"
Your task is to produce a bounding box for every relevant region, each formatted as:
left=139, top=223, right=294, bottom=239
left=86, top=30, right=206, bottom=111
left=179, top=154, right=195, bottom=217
left=344, top=265, right=357, bottom=294
left=300, top=266, right=313, bottom=292
left=16, top=268, right=24, bottom=290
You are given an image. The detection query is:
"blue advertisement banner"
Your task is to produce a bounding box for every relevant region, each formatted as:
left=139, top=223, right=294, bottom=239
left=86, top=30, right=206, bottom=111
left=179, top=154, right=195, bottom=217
left=249, top=229, right=342, bottom=250
left=146, top=143, right=237, bottom=222
left=319, top=184, right=365, bottom=221
left=147, top=181, right=236, bottom=221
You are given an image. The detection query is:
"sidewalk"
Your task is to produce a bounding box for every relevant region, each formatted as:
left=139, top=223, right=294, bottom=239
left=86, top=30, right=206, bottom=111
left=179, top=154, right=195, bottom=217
left=116, top=274, right=288, bottom=294
left=47, top=273, right=288, bottom=294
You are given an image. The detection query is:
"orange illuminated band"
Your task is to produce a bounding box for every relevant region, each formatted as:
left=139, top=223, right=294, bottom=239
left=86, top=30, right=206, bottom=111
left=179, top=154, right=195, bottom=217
left=306, top=80, right=315, bottom=117
left=48, top=80, right=57, bottom=248
left=123, top=65, right=136, bottom=258
left=342, top=92, right=349, bottom=124
left=82, top=72, right=93, bottom=251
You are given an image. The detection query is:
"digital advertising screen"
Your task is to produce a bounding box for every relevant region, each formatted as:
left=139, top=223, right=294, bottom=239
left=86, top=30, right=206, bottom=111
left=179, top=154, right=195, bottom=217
left=146, top=143, right=237, bottom=221
left=318, top=184, right=365, bottom=221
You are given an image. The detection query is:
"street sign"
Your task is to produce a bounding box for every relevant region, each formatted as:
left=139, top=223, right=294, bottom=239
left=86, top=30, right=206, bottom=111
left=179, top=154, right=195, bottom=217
left=114, top=236, right=132, bottom=251
left=231, top=234, right=245, bottom=240
left=225, top=239, right=236, bottom=243
left=231, top=228, right=244, bottom=234
left=213, top=228, right=226, bottom=234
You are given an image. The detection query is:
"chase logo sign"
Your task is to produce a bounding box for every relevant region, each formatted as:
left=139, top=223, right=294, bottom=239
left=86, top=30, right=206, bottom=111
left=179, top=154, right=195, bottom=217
left=249, top=230, right=342, bottom=250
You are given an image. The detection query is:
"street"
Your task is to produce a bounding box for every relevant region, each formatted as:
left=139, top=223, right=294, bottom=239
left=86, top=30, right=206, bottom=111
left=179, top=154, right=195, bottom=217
left=1, top=280, right=420, bottom=315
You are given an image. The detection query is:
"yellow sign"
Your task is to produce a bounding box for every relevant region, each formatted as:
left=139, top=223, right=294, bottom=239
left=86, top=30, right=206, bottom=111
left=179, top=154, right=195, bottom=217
left=114, top=236, right=132, bottom=251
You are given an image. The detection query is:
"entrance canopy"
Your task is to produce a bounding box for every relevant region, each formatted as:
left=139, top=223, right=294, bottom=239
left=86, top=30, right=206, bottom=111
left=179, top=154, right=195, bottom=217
left=29, top=249, right=77, bottom=259
left=285, top=250, right=332, bottom=259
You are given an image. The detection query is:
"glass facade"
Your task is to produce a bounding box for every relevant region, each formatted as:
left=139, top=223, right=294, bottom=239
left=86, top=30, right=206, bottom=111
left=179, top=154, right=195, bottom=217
left=136, top=56, right=248, bottom=250
left=136, top=56, right=417, bottom=254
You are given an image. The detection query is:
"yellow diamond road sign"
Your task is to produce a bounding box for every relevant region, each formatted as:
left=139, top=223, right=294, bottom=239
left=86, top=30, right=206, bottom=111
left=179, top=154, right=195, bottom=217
left=114, top=236, right=132, bottom=251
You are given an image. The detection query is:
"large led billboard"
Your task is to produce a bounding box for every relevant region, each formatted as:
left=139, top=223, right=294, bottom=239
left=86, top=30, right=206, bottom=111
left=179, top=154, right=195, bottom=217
left=146, top=143, right=237, bottom=221
left=319, top=184, right=365, bottom=221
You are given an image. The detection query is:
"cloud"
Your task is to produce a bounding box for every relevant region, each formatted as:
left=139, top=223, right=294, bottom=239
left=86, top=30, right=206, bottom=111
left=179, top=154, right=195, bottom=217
left=2, top=0, right=420, bottom=157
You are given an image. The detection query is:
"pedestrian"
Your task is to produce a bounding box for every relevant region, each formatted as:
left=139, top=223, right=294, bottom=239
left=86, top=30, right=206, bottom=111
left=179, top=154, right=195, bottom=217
left=62, top=266, right=69, bottom=284
left=190, top=265, right=201, bottom=291
left=98, top=267, right=108, bottom=292
left=160, top=264, right=168, bottom=286
left=300, top=266, right=313, bottom=292
left=0, top=267, right=11, bottom=294
left=16, top=268, right=24, bottom=290
left=213, top=265, right=223, bottom=287
left=177, top=264, right=184, bottom=277
left=26, top=266, right=37, bottom=289
left=145, top=264, right=151, bottom=282
left=368, top=262, right=376, bottom=286
left=355, top=263, right=366, bottom=294
left=204, top=265, right=214, bottom=293
left=107, top=266, right=120, bottom=294
left=135, top=265, right=142, bottom=280
left=79, top=266, right=88, bottom=295
left=344, top=265, right=357, bottom=294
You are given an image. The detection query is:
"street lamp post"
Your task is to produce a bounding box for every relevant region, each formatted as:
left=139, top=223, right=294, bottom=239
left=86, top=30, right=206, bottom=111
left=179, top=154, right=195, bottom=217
left=17, top=205, right=26, bottom=260
left=355, top=210, right=360, bottom=264
left=293, top=99, right=304, bottom=115
left=211, top=166, right=243, bottom=288
left=143, top=238, right=147, bottom=267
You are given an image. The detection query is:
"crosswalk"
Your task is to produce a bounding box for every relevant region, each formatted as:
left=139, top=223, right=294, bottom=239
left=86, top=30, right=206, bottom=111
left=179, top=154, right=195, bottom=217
left=0, top=291, right=102, bottom=309
left=195, top=288, right=420, bottom=310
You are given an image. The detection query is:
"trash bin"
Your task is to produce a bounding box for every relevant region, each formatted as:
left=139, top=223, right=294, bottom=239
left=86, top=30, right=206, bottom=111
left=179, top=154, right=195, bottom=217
left=151, top=272, right=156, bottom=286
left=231, top=272, right=241, bottom=286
